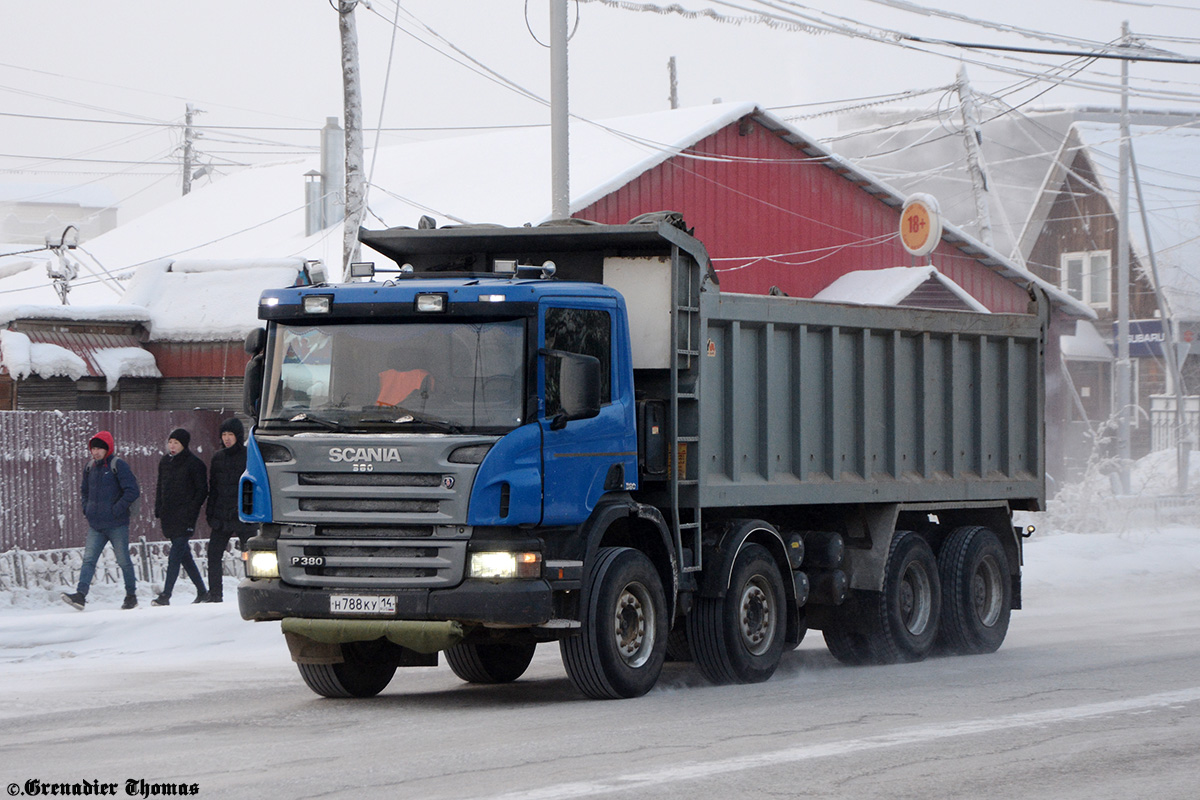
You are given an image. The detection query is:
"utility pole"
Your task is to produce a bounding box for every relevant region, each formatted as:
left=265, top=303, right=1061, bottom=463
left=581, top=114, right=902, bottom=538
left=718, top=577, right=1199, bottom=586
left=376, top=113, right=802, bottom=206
left=956, top=66, right=994, bottom=248
left=550, top=0, right=570, bottom=220
left=668, top=56, right=679, bottom=109
left=1116, top=21, right=1133, bottom=493
left=339, top=0, right=366, bottom=278
left=1131, top=148, right=1190, bottom=493
left=45, top=226, right=80, bottom=305
left=182, top=103, right=202, bottom=196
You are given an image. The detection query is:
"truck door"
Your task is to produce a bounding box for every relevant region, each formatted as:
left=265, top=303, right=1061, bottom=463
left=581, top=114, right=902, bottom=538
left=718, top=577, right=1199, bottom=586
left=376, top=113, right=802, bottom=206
left=539, top=300, right=636, bottom=525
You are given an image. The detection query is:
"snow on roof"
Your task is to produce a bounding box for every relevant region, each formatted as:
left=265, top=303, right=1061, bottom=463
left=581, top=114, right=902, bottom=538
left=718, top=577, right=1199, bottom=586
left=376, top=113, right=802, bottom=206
left=0, top=329, right=88, bottom=381
left=91, top=346, right=161, bottom=391
left=67, top=102, right=762, bottom=278
left=2, top=101, right=1091, bottom=333
left=0, top=329, right=161, bottom=388
left=0, top=303, right=150, bottom=327
left=814, top=265, right=991, bottom=312
left=119, top=259, right=304, bottom=341
left=1061, top=320, right=1113, bottom=362
left=1069, top=121, right=1200, bottom=318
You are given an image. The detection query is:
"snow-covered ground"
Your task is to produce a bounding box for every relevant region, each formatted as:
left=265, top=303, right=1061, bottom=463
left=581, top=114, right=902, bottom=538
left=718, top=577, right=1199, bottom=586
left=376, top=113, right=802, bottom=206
left=2, top=450, right=1197, bottom=713
left=2, top=522, right=1198, bottom=713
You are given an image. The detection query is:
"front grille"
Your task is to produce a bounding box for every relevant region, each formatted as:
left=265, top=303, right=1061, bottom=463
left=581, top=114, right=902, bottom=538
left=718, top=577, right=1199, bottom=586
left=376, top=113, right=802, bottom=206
left=299, top=498, right=440, bottom=513
left=259, top=435, right=491, bottom=526
left=299, top=472, right=442, bottom=487
left=278, top=538, right=467, bottom=589
left=317, top=525, right=436, bottom=538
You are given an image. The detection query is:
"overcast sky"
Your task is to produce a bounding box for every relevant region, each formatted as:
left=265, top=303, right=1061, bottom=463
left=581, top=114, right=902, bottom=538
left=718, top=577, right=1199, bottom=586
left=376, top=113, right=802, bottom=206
left=3, top=0, right=1199, bottom=222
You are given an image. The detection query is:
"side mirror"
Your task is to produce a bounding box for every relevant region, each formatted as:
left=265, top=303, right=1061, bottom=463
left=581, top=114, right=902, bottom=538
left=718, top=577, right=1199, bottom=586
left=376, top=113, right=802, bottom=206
left=245, top=327, right=267, bottom=356
left=542, top=349, right=601, bottom=429
left=243, top=354, right=264, bottom=418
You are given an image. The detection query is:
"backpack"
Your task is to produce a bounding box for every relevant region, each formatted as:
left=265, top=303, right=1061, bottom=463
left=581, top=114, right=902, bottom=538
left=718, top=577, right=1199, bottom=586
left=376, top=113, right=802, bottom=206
left=89, top=456, right=142, bottom=521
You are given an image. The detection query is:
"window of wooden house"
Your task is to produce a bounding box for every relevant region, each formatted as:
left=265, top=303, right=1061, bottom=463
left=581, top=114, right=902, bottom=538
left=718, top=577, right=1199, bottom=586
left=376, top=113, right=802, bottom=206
left=1061, top=250, right=1111, bottom=310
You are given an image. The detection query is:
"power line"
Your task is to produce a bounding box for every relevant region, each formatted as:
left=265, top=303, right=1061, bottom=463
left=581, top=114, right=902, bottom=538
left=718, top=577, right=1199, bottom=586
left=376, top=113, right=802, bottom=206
left=903, top=36, right=1200, bottom=64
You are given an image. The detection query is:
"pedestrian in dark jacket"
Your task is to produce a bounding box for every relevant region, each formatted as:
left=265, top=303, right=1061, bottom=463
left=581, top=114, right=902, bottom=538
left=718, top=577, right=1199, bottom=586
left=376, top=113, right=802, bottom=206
left=151, top=427, right=209, bottom=606
left=62, top=430, right=140, bottom=611
left=204, top=417, right=255, bottom=602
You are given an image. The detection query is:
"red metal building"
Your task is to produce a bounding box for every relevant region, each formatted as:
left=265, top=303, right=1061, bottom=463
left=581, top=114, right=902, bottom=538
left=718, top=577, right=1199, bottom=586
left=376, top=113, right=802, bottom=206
left=580, top=109, right=1044, bottom=314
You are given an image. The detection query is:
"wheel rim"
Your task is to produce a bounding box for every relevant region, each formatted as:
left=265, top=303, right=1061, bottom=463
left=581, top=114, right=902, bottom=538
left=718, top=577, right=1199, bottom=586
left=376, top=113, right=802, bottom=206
left=971, top=554, right=1005, bottom=627
left=898, top=561, right=932, bottom=636
left=738, top=575, right=777, bottom=656
left=613, top=580, right=655, bottom=668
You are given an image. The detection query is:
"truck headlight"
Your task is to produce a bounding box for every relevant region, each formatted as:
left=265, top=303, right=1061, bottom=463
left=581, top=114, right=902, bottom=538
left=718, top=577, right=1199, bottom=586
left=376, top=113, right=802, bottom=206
left=244, top=550, right=280, bottom=579
left=469, top=551, right=542, bottom=579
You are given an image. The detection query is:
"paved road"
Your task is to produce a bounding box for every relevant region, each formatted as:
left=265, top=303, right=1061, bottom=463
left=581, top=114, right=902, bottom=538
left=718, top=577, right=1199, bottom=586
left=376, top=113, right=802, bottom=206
left=4, top=567, right=1199, bottom=800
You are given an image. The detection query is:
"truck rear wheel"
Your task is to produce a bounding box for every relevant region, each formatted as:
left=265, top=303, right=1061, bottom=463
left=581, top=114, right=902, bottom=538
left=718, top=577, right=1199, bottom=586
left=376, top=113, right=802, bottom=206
left=296, top=641, right=397, bottom=698
left=937, top=526, right=1011, bottom=655
left=446, top=642, right=537, bottom=683
left=560, top=547, right=668, bottom=699
left=688, top=543, right=786, bottom=684
left=665, top=623, right=693, bottom=662
left=823, top=531, right=941, bottom=665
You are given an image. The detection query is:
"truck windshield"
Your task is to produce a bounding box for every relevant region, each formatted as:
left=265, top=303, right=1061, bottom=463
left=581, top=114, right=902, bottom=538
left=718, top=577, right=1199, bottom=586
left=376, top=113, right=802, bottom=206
left=260, top=320, right=526, bottom=433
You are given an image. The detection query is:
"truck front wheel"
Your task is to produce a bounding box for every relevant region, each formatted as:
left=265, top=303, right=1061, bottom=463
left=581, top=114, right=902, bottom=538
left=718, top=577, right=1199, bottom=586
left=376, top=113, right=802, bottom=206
left=560, top=547, right=668, bottom=699
left=446, top=642, right=537, bottom=683
left=296, top=641, right=398, bottom=698
left=688, top=543, right=786, bottom=684
left=937, top=526, right=1011, bottom=655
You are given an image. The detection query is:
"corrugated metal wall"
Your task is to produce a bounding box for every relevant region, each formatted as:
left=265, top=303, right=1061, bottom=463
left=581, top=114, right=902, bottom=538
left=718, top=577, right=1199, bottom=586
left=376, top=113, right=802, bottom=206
left=147, top=341, right=250, bottom=378
left=0, top=410, right=228, bottom=551
left=579, top=116, right=1033, bottom=313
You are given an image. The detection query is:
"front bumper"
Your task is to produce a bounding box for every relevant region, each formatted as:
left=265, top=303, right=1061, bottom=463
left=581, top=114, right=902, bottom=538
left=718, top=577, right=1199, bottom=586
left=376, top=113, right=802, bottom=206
left=238, top=577, right=555, bottom=626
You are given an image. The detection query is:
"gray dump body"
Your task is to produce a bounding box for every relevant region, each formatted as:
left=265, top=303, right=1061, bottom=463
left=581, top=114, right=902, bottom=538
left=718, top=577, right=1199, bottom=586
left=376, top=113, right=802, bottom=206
left=693, top=290, right=1045, bottom=511
left=361, top=220, right=1047, bottom=514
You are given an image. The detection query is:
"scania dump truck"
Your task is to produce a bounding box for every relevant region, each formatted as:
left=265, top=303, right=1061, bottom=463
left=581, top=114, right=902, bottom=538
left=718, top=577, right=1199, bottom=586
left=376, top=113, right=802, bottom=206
left=238, top=217, right=1045, bottom=700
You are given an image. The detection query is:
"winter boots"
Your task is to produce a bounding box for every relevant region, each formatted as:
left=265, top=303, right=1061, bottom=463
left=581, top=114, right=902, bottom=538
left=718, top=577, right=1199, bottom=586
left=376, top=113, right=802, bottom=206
left=153, top=590, right=208, bottom=605
left=63, top=592, right=137, bottom=610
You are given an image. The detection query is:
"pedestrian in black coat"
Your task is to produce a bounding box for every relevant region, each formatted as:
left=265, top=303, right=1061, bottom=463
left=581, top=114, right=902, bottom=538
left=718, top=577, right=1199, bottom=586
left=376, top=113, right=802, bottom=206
left=152, top=427, right=209, bottom=605
left=204, top=417, right=255, bottom=602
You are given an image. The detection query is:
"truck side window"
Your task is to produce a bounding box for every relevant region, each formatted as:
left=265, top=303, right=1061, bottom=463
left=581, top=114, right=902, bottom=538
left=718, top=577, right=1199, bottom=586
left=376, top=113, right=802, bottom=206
left=545, top=307, right=611, bottom=417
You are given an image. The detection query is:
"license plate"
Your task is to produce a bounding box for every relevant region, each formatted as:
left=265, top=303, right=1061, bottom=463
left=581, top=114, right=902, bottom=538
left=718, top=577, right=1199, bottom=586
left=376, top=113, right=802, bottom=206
left=330, top=594, right=397, bottom=615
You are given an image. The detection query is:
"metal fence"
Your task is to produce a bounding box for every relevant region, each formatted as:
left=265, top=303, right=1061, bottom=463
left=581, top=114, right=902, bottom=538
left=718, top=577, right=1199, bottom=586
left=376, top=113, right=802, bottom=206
left=0, top=537, right=242, bottom=592
left=1150, top=394, right=1200, bottom=452
left=0, top=409, right=228, bottom=552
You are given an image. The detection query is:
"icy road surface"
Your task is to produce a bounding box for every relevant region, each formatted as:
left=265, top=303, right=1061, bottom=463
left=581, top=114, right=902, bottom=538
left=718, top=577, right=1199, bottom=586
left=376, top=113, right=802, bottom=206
left=2, top=526, right=1199, bottom=799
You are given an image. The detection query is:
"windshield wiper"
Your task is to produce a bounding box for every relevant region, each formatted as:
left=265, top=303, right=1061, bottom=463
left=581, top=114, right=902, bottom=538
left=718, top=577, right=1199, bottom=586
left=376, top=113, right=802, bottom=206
left=360, top=408, right=463, bottom=434
left=262, top=412, right=344, bottom=431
